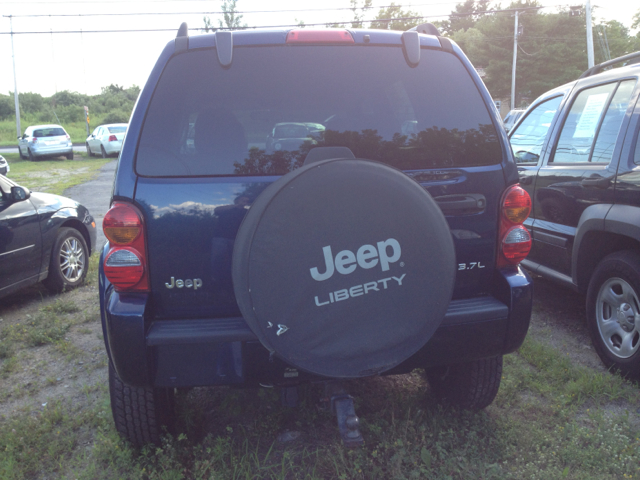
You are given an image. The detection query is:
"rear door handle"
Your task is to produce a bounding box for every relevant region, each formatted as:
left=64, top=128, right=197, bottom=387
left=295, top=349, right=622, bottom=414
left=519, top=176, right=533, bottom=185
left=581, top=174, right=611, bottom=189
left=434, top=194, right=486, bottom=215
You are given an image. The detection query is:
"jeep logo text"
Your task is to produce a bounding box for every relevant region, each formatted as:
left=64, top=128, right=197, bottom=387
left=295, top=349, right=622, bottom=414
left=165, top=277, right=203, bottom=290
left=310, top=238, right=401, bottom=282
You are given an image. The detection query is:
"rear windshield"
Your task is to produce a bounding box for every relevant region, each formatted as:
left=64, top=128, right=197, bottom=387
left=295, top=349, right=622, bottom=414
left=137, top=46, right=501, bottom=176
left=108, top=126, right=127, bottom=133
left=34, top=127, right=66, bottom=137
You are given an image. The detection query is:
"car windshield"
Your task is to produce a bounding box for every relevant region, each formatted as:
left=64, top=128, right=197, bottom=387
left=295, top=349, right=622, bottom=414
left=137, top=45, right=502, bottom=176
left=108, top=126, right=127, bottom=133
left=274, top=124, right=309, bottom=138
left=34, top=127, right=66, bottom=137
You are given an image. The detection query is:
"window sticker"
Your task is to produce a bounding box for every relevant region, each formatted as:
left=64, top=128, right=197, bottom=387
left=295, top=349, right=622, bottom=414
left=573, top=93, right=609, bottom=138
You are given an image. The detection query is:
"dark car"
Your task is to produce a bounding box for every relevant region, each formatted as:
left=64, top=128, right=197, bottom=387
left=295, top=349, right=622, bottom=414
left=99, top=23, right=533, bottom=447
left=0, top=175, right=97, bottom=298
left=509, top=51, right=640, bottom=377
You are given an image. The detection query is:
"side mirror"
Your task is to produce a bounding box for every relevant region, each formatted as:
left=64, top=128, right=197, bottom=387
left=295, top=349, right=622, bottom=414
left=10, top=186, right=30, bottom=202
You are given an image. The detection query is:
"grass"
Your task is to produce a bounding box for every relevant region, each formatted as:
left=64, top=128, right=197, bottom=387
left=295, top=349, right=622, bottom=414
left=0, top=151, right=638, bottom=477
left=1, top=322, right=639, bottom=478
left=1, top=152, right=110, bottom=195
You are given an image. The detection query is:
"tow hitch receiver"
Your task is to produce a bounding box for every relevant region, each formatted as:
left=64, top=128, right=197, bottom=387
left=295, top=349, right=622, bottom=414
left=324, top=382, right=364, bottom=447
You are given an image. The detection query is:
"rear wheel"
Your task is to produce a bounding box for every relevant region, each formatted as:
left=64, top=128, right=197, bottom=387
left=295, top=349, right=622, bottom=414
left=66, top=151, right=73, bottom=160
left=28, top=148, right=35, bottom=161
left=587, top=251, right=640, bottom=378
left=43, top=227, right=88, bottom=292
left=109, top=362, right=176, bottom=447
left=101, top=145, right=108, bottom=158
left=19, top=147, right=26, bottom=160
left=426, top=356, right=503, bottom=410
left=86, top=142, right=93, bottom=157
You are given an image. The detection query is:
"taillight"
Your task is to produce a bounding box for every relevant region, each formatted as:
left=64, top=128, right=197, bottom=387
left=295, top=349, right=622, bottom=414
left=103, top=202, right=149, bottom=291
left=497, top=185, right=532, bottom=267
left=286, top=29, right=354, bottom=44
left=66, top=134, right=70, bottom=140
left=108, top=135, right=117, bottom=142
left=32, top=137, right=37, bottom=144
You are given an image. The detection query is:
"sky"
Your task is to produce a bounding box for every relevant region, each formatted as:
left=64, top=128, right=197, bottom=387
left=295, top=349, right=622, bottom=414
left=0, top=0, right=639, bottom=98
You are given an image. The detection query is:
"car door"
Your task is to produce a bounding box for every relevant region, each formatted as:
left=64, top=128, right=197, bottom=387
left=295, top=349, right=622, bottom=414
left=0, top=177, right=43, bottom=292
left=510, top=94, right=566, bottom=237
left=89, top=127, right=101, bottom=154
left=528, top=79, right=637, bottom=276
left=614, top=89, right=640, bottom=214
left=18, top=128, right=30, bottom=156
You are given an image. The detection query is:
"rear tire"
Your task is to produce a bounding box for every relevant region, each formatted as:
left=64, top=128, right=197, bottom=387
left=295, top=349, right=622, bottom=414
left=43, top=227, right=88, bottom=293
left=426, top=356, right=503, bottom=410
left=19, top=147, right=27, bottom=160
left=101, top=145, right=108, bottom=158
left=28, top=148, right=35, bottom=162
left=586, top=251, right=640, bottom=378
left=66, top=151, right=73, bottom=160
left=86, top=142, right=93, bottom=157
left=109, top=362, right=176, bottom=447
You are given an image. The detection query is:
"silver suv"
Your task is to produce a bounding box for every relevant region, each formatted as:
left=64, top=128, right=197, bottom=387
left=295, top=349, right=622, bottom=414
left=18, top=124, right=73, bottom=161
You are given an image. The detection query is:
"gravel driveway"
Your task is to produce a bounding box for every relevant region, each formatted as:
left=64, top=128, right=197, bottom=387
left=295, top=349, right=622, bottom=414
left=62, top=159, right=117, bottom=252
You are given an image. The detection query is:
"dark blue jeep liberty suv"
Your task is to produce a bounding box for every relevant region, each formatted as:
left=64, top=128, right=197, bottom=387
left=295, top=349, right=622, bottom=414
left=99, top=23, right=533, bottom=447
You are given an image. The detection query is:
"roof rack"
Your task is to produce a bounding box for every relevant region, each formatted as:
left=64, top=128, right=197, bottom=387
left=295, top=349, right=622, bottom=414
left=408, top=23, right=440, bottom=36
left=579, top=50, right=640, bottom=79
left=407, top=22, right=454, bottom=53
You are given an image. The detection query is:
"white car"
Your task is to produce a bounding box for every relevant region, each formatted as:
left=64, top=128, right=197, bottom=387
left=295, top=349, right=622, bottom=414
left=0, top=155, right=9, bottom=175
left=86, top=123, right=127, bottom=158
left=18, top=124, right=73, bottom=161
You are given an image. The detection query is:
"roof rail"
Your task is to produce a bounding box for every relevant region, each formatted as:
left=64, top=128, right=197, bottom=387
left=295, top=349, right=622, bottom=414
left=408, top=23, right=440, bottom=36
left=579, top=50, right=640, bottom=79
left=177, top=22, right=188, bottom=38
left=407, top=22, right=453, bottom=53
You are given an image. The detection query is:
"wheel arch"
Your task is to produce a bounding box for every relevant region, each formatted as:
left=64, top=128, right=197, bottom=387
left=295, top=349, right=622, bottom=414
left=573, top=204, right=640, bottom=294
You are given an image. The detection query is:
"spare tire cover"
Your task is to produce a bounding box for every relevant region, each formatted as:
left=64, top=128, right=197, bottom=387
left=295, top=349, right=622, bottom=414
left=233, top=159, right=455, bottom=378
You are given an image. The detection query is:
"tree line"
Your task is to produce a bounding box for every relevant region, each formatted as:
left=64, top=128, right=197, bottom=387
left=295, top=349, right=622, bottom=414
left=208, top=0, right=640, bottom=107
left=2, top=0, right=639, bottom=126
left=0, top=84, right=139, bottom=125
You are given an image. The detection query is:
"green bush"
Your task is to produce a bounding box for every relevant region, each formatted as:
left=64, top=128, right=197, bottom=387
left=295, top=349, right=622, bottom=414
left=102, top=110, right=130, bottom=124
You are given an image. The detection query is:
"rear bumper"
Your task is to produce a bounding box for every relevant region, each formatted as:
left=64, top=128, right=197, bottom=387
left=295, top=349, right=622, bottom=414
left=31, top=144, right=73, bottom=157
left=103, top=141, right=123, bottom=155
left=100, top=255, right=532, bottom=387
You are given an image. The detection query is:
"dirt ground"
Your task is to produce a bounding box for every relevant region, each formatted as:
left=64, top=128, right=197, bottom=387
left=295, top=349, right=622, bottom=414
left=0, top=269, right=620, bottom=422
left=0, top=281, right=107, bottom=420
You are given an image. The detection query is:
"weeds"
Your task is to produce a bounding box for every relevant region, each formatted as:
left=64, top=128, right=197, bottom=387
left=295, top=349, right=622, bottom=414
left=2, top=270, right=640, bottom=478
left=42, top=298, right=80, bottom=315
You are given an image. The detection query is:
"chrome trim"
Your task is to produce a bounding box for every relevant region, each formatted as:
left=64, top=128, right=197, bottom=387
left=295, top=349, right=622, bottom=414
left=0, top=244, right=35, bottom=257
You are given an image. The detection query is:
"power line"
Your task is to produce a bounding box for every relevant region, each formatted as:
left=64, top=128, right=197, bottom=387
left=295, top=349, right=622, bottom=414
left=0, top=5, right=570, bottom=35
left=0, top=1, right=491, bottom=10
left=3, top=2, right=572, bottom=17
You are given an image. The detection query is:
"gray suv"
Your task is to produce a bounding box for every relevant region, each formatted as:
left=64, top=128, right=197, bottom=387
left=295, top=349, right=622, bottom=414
left=18, top=124, right=73, bottom=161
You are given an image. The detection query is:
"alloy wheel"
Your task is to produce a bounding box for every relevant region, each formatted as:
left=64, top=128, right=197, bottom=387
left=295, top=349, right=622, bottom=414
left=59, top=236, right=86, bottom=283
left=596, top=277, right=640, bottom=359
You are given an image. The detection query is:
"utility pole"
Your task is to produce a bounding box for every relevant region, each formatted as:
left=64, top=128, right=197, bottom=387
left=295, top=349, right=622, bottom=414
left=586, top=0, right=594, bottom=68
left=511, top=10, right=519, bottom=111
left=9, top=15, right=22, bottom=140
